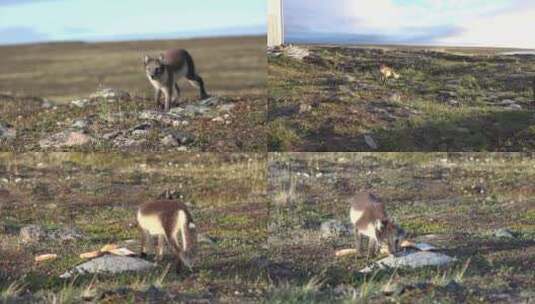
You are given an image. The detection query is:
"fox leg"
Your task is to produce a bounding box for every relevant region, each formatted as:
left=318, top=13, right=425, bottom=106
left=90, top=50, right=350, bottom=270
left=155, top=235, right=165, bottom=261
left=154, top=89, right=162, bottom=109
left=161, top=87, right=172, bottom=112
left=139, top=228, right=149, bottom=258
left=367, top=238, right=379, bottom=261
left=173, top=83, right=181, bottom=105
left=164, top=227, right=185, bottom=272
left=355, top=229, right=362, bottom=255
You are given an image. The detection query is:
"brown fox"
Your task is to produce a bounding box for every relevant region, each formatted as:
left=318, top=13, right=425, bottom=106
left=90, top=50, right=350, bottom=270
left=144, top=49, right=208, bottom=111
left=137, top=200, right=197, bottom=272
left=349, top=192, right=405, bottom=258
left=379, top=64, right=400, bottom=85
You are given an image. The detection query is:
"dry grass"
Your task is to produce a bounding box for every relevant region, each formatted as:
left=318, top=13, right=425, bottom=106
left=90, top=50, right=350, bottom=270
left=0, top=36, right=266, bottom=102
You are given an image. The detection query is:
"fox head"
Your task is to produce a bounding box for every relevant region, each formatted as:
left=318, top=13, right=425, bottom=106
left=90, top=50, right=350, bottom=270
left=379, top=220, right=406, bottom=255
left=144, top=54, right=166, bottom=80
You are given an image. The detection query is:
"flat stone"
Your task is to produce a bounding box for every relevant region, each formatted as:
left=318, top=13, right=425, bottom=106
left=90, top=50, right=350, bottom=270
left=20, top=225, right=46, bottom=243
left=359, top=251, right=456, bottom=273
left=102, top=131, right=122, bottom=140
left=0, top=122, right=16, bottom=139
left=183, top=105, right=211, bottom=117
left=71, top=98, right=90, bottom=108
left=172, top=131, right=193, bottom=145
left=364, top=135, right=379, bottom=150
left=89, top=88, right=130, bottom=101
left=494, top=228, right=515, bottom=238
left=41, top=100, right=53, bottom=109
left=505, top=104, right=522, bottom=110
left=39, top=131, right=93, bottom=148
left=48, top=227, right=85, bottom=241
left=20, top=225, right=85, bottom=243
left=139, top=110, right=183, bottom=126
left=199, top=96, right=220, bottom=106
left=218, top=103, right=236, bottom=112
left=161, top=134, right=179, bottom=147
left=60, top=255, right=155, bottom=278
left=72, top=119, right=89, bottom=129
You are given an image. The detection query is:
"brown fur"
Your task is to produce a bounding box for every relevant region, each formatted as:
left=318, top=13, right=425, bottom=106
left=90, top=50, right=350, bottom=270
left=137, top=200, right=197, bottom=272
left=350, top=192, right=405, bottom=257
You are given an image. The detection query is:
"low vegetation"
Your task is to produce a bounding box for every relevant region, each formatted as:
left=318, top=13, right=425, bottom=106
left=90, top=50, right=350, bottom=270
left=267, top=153, right=535, bottom=303
left=268, top=45, right=535, bottom=151
left=0, top=36, right=266, bottom=152
left=0, top=153, right=268, bottom=303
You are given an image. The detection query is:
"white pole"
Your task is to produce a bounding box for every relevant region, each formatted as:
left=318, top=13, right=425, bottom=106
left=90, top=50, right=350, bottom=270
left=268, top=0, right=284, bottom=47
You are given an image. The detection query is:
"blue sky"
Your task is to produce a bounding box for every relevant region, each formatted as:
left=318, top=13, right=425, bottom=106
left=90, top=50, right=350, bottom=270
left=284, top=0, right=535, bottom=48
left=0, top=0, right=266, bottom=45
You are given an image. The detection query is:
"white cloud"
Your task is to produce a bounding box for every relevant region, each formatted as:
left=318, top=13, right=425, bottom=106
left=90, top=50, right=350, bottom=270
left=283, top=0, right=535, bottom=48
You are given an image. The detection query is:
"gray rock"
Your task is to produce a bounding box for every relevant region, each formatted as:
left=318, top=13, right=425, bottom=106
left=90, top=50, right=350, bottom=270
left=360, top=251, right=456, bottom=273
left=20, top=225, right=85, bottom=243
left=132, top=129, right=149, bottom=137
left=505, top=104, right=522, bottom=110
left=20, top=225, right=46, bottom=243
left=161, top=134, right=179, bottom=147
left=102, top=131, right=122, bottom=140
left=172, top=131, right=193, bottom=145
left=113, top=137, right=147, bottom=149
left=199, top=96, right=220, bottom=106
left=499, top=99, right=517, bottom=106
left=0, top=122, right=16, bottom=139
left=183, top=105, right=210, bottom=117
left=39, top=131, right=93, bottom=148
left=41, top=100, right=53, bottom=109
left=89, top=88, right=130, bottom=101
left=320, top=219, right=351, bottom=238
left=494, top=228, right=515, bottom=238
left=71, top=98, right=90, bottom=108
left=72, top=119, right=89, bottom=129
left=60, top=255, right=155, bottom=278
left=442, top=280, right=464, bottom=293
left=139, top=110, right=183, bottom=126
left=448, top=99, right=460, bottom=106
left=388, top=93, right=402, bottom=103
left=218, top=103, right=236, bottom=112
left=48, top=227, right=85, bottom=241
left=299, top=103, right=312, bottom=114
left=382, top=281, right=405, bottom=296
left=364, top=135, right=379, bottom=150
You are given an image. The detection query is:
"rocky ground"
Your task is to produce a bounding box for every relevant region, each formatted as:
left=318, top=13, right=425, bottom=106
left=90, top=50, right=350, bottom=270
left=0, top=36, right=266, bottom=152
left=0, top=88, right=266, bottom=152
left=0, top=153, right=268, bottom=303
left=268, top=45, right=535, bottom=151
left=266, top=153, right=535, bottom=303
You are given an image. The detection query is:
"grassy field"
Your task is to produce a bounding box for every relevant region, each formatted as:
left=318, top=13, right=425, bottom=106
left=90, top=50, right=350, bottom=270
left=268, top=45, right=535, bottom=152
left=267, top=153, right=535, bottom=303
left=0, top=153, right=268, bottom=303
left=0, top=36, right=266, bottom=152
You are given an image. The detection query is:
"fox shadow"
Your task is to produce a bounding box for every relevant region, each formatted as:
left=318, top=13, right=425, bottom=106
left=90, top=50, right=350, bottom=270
left=300, top=109, right=535, bottom=152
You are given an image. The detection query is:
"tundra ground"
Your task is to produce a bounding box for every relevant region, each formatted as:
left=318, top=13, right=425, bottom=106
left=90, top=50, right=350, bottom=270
left=267, top=153, right=535, bottom=303
left=0, top=153, right=268, bottom=303
left=0, top=36, right=266, bottom=152
left=268, top=45, right=535, bottom=152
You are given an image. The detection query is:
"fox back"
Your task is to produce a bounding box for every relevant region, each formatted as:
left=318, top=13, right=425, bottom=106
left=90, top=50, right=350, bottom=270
left=137, top=200, right=197, bottom=268
left=350, top=192, right=405, bottom=254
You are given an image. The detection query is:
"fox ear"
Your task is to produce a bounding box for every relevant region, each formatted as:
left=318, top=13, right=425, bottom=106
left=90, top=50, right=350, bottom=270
left=158, top=54, right=166, bottom=64
left=143, top=55, right=150, bottom=65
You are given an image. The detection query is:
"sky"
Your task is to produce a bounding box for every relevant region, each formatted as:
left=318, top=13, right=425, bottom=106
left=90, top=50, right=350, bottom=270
left=283, top=0, right=535, bottom=49
left=0, top=0, right=266, bottom=45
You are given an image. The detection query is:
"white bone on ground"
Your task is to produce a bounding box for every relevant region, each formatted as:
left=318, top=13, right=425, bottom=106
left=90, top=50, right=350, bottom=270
left=359, top=251, right=456, bottom=273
